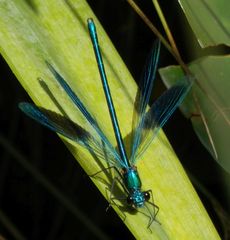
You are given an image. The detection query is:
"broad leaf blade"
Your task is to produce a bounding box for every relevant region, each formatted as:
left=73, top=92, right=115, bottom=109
left=178, top=0, right=230, bottom=47
left=159, top=55, right=230, bottom=173
left=0, top=0, right=220, bottom=239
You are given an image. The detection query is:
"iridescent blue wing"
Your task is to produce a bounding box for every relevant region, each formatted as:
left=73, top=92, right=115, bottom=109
left=129, top=40, right=161, bottom=162
left=19, top=63, right=126, bottom=168
left=19, top=103, right=123, bottom=167
left=46, top=62, right=127, bottom=167
left=46, top=62, right=107, bottom=144
left=131, top=80, right=192, bottom=163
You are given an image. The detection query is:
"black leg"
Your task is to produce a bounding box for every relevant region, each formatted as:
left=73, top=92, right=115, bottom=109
left=90, top=166, right=128, bottom=221
left=147, top=189, right=159, bottom=218
left=105, top=176, right=127, bottom=221
left=89, top=165, right=117, bottom=178
left=146, top=189, right=160, bottom=227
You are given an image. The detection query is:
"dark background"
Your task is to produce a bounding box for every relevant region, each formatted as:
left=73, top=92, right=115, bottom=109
left=0, top=0, right=229, bottom=239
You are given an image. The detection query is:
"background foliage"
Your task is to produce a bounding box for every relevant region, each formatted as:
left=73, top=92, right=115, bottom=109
left=0, top=0, right=229, bottom=239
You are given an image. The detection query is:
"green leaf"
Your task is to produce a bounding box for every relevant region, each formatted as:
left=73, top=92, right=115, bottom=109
left=178, top=0, right=230, bottom=47
left=0, top=0, right=220, bottom=239
left=159, top=55, right=230, bottom=173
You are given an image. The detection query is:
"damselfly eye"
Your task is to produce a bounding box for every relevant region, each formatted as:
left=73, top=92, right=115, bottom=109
left=127, top=196, right=133, bottom=205
left=143, top=191, right=150, bottom=201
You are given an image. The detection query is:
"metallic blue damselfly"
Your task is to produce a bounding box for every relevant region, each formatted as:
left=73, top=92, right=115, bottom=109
left=19, top=18, right=191, bottom=227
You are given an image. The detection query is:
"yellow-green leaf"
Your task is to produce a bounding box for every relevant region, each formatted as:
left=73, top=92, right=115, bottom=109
left=0, top=0, right=220, bottom=239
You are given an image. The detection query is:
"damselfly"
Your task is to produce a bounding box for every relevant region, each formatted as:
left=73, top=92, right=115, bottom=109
left=19, top=18, right=191, bottom=227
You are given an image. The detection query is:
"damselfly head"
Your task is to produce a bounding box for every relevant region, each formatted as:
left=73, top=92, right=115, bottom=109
left=127, top=190, right=150, bottom=208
